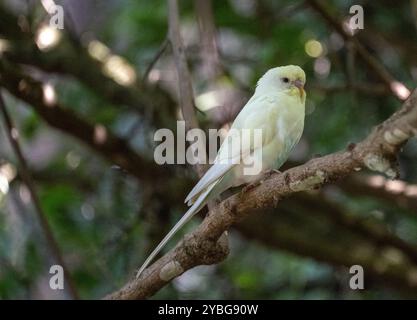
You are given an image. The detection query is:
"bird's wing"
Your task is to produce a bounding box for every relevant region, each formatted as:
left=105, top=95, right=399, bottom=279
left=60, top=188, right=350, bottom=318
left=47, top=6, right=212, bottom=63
left=184, top=162, right=235, bottom=205
left=183, top=128, right=246, bottom=205
left=185, top=95, right=279, bottom=205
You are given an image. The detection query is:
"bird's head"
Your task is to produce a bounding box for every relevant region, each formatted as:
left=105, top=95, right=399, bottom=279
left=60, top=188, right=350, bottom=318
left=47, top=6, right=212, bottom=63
left=256, top=65, right=306, bottom=102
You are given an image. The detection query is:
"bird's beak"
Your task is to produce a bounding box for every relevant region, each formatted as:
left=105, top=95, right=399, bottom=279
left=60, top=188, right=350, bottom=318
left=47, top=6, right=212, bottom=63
left=293, top=79, right=305, bottom=99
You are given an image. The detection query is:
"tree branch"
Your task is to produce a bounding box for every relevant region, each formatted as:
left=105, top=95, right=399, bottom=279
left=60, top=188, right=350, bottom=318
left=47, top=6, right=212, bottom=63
left=296, top=193, right=417, bottom=264
left=194, top=0, right=222, bottom=81
left=0, top=92, right=79, bottom=299
left=309, top=83, right=390, bottom=96
left=168, top=0, right=199, bottom=132
left=0, top=3, right=176, bottom=128
left=0, top=60, right=169, bottom=183
left=167, top=0, right=210, bottom=179
left=104, top=88, right=417, bottom=299
left=337, top=175, right=417, bottom=213
left=307, top=0, right=411, bottom=101
left=143, top=38, right=169, bottom=83
left=236, top=197, right=417, bottom=295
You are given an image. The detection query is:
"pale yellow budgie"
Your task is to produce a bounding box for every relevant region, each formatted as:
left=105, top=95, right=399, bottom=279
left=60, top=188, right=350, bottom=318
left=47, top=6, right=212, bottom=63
left=137, top=65, right=306, bottom=277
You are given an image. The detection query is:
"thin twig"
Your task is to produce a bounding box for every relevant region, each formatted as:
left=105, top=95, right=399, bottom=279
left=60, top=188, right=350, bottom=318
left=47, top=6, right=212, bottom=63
left=0, top=92, right=79, bottom=299
left=309, top=83, right=389, bottom=96
left=307, top=0, right=410, bottom=100
left=143, top=38, right=169, bottom=83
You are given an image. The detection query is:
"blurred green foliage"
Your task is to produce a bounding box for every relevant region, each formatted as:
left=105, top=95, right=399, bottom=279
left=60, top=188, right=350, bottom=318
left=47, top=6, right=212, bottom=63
left=0, top=0, right=417, bottom=299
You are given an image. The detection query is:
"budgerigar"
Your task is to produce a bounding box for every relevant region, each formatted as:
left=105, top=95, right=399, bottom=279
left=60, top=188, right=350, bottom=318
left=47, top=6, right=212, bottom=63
left=137, top=65, right=306, bottom=277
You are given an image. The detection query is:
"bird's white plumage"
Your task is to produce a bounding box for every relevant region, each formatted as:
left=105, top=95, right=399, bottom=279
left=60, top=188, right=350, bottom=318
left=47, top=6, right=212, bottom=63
left=136, top=65, right=307, bottom=278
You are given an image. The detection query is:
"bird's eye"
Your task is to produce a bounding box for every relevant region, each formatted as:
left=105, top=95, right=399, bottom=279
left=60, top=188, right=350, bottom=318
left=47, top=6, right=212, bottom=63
left=282, top=77, right=290, bottom=83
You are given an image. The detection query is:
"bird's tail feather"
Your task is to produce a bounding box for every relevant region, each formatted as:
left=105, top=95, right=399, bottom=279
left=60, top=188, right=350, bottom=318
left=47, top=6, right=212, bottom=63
left=136, top=182, right=216, bottom=278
